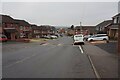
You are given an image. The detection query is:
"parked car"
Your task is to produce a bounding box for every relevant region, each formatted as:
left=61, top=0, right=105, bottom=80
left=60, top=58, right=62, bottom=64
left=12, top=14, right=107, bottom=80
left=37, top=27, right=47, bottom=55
left=60, top=34, right=63, bottom=37
left=44, top=35, right=51, bottom=39
left=0, top=34, right=8, bottom=42
left=87, top=34, right=109, bottom=42
left=50, top=35, right=58, bottom=39
left=73, top=34, right=84, bottom=45
left=83, top=35, right=92, bottom=41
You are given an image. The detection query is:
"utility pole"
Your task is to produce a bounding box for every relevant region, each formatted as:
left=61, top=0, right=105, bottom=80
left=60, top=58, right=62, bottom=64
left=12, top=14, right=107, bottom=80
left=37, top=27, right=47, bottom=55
left=80, top=22, right=82, bottom=34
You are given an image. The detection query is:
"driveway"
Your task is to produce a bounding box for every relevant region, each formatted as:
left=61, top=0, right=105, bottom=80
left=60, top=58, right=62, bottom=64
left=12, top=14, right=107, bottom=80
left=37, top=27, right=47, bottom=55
left=95, top=41, right=118, bottom=54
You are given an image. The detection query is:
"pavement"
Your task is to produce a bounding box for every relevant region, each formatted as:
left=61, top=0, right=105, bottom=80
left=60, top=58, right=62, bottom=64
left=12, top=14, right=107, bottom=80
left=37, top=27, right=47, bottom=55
left=2, top=36, right=119, bottom=78
left=82, top=42, right=118, bottom=78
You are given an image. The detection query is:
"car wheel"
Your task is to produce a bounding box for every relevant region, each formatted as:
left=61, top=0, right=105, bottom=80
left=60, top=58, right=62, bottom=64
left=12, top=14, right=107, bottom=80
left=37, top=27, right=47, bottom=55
left=103, top=38, right=108, bottom=43
left=103, top=38, right=107, bottom=40
left=90, top=39, right=93, bottom=42
left=82, top=43, right=84, bottom=45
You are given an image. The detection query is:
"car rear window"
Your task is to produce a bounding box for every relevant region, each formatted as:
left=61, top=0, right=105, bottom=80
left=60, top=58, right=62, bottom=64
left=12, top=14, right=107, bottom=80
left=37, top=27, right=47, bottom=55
left=75, top=35, right=82, bottom=37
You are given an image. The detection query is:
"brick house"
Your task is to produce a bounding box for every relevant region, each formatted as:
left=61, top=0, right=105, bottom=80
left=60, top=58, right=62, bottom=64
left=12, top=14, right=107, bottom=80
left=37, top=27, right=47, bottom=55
left=111, top=13, right=120, bottom=54
left=1, top=15, right=20, bottom=40
left=0, top=27, right=2, bottom=34
left=66, top=28, right=74, bottom=36
left=74, top=26, right=96, bottom=35
left=31, top=25, right=42, bottom=38
left=95, top=20, right=112, bottom=34
left=40, top=25, right=56, bottom=37
left=58, top=28, right=65, bottom=34
left=49, top=26, right=56, bottom=35
left=0, top=16, right=2, bottom=33
left=118, top=1, right=120, bottom=54
left=106, top=23, right=118, bottom=40
left=31, top=25, right=56, bottom=38
left=14, top=19, right=32, bottom=39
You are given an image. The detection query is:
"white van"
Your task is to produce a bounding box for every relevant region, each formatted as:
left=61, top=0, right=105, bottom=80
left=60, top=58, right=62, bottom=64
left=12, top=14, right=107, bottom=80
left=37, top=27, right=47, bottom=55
left=73, top=34, right=84, bottom=45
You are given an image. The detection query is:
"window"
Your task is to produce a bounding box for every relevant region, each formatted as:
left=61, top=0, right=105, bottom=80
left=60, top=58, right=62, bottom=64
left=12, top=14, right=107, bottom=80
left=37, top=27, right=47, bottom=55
left=113, top=18, right=117, bottom=24
left=117, top=17, right=119, bottom=24
left=20, top=26, right=23, bottom=30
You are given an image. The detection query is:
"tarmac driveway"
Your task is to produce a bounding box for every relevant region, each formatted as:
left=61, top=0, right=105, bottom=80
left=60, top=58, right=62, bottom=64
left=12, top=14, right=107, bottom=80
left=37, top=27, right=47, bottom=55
left=95, top=41, right=117, bottom=54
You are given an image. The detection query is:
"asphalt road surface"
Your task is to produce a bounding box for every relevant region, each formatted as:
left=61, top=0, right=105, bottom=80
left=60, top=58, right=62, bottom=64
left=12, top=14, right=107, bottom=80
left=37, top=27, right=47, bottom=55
left=3, top=36, right=96, bottom=78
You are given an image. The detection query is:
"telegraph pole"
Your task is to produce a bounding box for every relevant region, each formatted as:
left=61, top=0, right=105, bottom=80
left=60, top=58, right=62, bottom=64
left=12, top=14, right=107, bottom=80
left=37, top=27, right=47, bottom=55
left=80, top=22, right=82, bottom=34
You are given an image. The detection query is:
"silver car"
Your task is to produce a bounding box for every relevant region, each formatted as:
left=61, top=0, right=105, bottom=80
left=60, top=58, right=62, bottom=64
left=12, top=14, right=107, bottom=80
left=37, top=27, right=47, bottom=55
left=87, top=34, right=109, bottom=42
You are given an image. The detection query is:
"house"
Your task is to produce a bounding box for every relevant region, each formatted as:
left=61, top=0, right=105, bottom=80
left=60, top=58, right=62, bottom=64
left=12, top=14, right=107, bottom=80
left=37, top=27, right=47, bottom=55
left=0, top=27, right=2, bottom=34
left=74, top=26, right=96, bottom=35
left=31, top=24, right=41, bottom=38
left=95, top=20, right=112, bottom=34
left=31, top=25, right=56, bottom=38
left=14, top=19, right=32, bottom=39
left=111, top=13, right=120, bottom=54
left=1, top=15, right=20, bottom=40
left=31, top=24, right=40, bottom=38
left=49, top=26, right=56, bottom=35
left=58, top=28, right=65, bottom=34
left=40, top=25, right=56, bottom=37
left=66, top=28, right=74, bottom=36
left=107, top=24, right=118, bottom=39
left=0, top=16, right=2, bottom=33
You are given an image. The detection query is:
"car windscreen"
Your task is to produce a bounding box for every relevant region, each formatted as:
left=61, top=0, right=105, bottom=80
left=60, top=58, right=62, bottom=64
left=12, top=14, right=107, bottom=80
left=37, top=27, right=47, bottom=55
left=1, top=36, right=6, bottom=38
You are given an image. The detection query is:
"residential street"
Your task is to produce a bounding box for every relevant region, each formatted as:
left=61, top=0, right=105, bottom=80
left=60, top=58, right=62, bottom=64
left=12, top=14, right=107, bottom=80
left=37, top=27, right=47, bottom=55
left=1, top=2, right=120, bottom=79
left=2, top=36, right=95, bottom=78
left=2, top=36, right=118, bottom=78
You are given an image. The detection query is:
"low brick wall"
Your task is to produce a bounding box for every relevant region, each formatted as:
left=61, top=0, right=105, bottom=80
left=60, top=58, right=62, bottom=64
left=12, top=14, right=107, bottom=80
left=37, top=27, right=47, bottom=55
left=16, top=38, right=30, bottom=43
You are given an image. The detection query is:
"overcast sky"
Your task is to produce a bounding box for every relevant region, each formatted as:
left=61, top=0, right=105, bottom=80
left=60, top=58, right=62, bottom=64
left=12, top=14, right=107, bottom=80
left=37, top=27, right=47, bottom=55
left=1, top=2, right=119, bottom=27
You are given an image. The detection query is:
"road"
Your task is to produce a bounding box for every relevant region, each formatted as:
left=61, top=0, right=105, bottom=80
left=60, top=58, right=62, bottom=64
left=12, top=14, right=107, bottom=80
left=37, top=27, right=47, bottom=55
left=2, top=36, right=96, bottom=78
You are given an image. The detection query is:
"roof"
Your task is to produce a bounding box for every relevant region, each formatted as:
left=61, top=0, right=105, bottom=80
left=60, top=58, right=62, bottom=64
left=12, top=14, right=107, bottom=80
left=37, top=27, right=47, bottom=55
left=108, top=24, right=118, bottom=29
left=75, top=26, right=95, bottom=29
left=14, top=19, right=30, bottom=26
left=96, top=20, right=112, bottom=29
left=0, top=15, right=14, bottom=23
left=31, top=24, right=38, bottom=29
left=112, top=13, right=120, bottom=18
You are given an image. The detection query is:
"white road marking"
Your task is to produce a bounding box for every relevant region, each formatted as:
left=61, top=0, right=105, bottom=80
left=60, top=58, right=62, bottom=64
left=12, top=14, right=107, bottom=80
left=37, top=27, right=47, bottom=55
left=87, top=55, right=101, bottom=78
left=79, top=45, right=84, bottom=54
left=42, top=43, right=49, bottom=45
left=5, top=54, right=36, bottom=68
left=5, top=45, right=56, bottom=68
left=58, top=43, right=62, bottom=46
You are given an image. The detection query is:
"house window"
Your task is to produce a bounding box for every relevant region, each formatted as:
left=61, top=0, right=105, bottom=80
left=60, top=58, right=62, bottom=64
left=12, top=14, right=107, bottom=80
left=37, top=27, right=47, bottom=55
left=20, top=26, right=23, bottom=30
left=29, top=26, right=32, bottom=30
left=113, top=18, right=117, bottom=24
left=117, top=17, right=119, bottom=24
left=34, top=30, right=36, bottom=33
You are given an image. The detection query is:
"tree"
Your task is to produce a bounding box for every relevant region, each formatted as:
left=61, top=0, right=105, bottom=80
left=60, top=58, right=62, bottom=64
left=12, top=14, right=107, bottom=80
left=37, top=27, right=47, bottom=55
left=71, top=25, right=74, bottom=30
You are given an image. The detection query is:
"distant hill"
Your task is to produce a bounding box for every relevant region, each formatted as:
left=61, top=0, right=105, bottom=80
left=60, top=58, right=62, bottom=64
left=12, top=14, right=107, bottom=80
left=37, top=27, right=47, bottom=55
left=54, top=26, right=70, bottom=29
